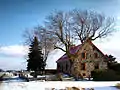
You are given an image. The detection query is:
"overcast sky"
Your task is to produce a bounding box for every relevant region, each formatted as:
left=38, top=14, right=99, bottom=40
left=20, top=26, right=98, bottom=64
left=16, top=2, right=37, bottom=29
left=0, top=0, right=120, bottom=70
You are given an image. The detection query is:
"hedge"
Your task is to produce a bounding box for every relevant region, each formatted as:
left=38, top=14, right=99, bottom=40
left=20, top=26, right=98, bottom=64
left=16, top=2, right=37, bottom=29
left=91, top=69, right=120, bottom=81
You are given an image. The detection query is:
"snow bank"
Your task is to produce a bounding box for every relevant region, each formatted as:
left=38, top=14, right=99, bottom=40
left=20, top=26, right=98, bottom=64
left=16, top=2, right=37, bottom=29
left=0, top=81, right=120, bottom=90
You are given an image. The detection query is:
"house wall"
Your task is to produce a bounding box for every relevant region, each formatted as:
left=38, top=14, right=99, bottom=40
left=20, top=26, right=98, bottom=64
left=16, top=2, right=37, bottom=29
left=73, top=41, right=108, bottom=78
left=57, top=60, right=71, bottom=74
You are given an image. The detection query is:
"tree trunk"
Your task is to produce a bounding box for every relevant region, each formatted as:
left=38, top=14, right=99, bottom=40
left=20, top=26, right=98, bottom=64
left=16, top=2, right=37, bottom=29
left=34, top=71, right=37, bottom=78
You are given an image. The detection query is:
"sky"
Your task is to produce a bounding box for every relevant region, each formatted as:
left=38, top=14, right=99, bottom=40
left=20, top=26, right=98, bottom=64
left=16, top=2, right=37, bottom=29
left=0, top=0, right=120, bottom=70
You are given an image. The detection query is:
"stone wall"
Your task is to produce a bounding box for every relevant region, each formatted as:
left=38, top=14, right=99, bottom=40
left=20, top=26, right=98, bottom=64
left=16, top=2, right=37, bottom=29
left=71, top=41, right=108, bottom=78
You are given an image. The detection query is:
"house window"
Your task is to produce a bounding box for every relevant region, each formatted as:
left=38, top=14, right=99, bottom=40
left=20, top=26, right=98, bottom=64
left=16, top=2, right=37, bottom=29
left=81, top=52, right=86, bottom=59
left=83, top=73, right=86, bottom=76
left=95, top=63, right=99, bottom=69
left=81, top=63, right=85, bottom=70
left=86, top=53, right=88, bottom=59
left=94, top=53, right=98, bottom=58
left=93, top=47, right=95, bottom=50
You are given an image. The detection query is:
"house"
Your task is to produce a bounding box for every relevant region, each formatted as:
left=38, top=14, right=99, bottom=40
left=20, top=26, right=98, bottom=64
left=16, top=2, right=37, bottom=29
left=56, top=39, right=108, bottom=78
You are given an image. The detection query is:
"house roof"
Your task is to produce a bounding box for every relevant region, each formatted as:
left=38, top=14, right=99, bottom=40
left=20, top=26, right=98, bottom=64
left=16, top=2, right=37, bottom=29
left=56, top=40, right=107, bottom=63
left=56, top=44, right=82, bottom=62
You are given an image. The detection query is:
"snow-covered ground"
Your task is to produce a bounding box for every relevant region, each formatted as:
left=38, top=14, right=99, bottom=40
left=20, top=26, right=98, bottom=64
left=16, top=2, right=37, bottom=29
left=0, top=81, right=120, bottom=90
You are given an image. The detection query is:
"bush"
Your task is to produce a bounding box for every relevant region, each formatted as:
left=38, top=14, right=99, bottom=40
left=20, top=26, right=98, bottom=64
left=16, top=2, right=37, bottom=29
left=91, top=69, right=120, bottom=81
left=108, top=63, right=120, bottom=72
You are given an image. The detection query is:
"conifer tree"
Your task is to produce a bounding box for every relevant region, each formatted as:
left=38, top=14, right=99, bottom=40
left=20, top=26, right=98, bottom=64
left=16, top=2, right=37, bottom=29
left=27, top=36, right=45, bottom=77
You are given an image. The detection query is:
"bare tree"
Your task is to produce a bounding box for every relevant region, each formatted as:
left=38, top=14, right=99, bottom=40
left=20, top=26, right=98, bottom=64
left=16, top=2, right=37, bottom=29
left=45, top=11, right=81, bottom=78
left=34, top=26, right=56, bottom=66
left=45, top=11, right=75, bottom=56
left=23, top=27, right=55, bottom=71
left=71, top=9, right=115, bottom=43
left=44, top=10, right=115, bottom=78
left=23, top=29, right=35, bottom=45
left=24, top=10, right=115, bottom=60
